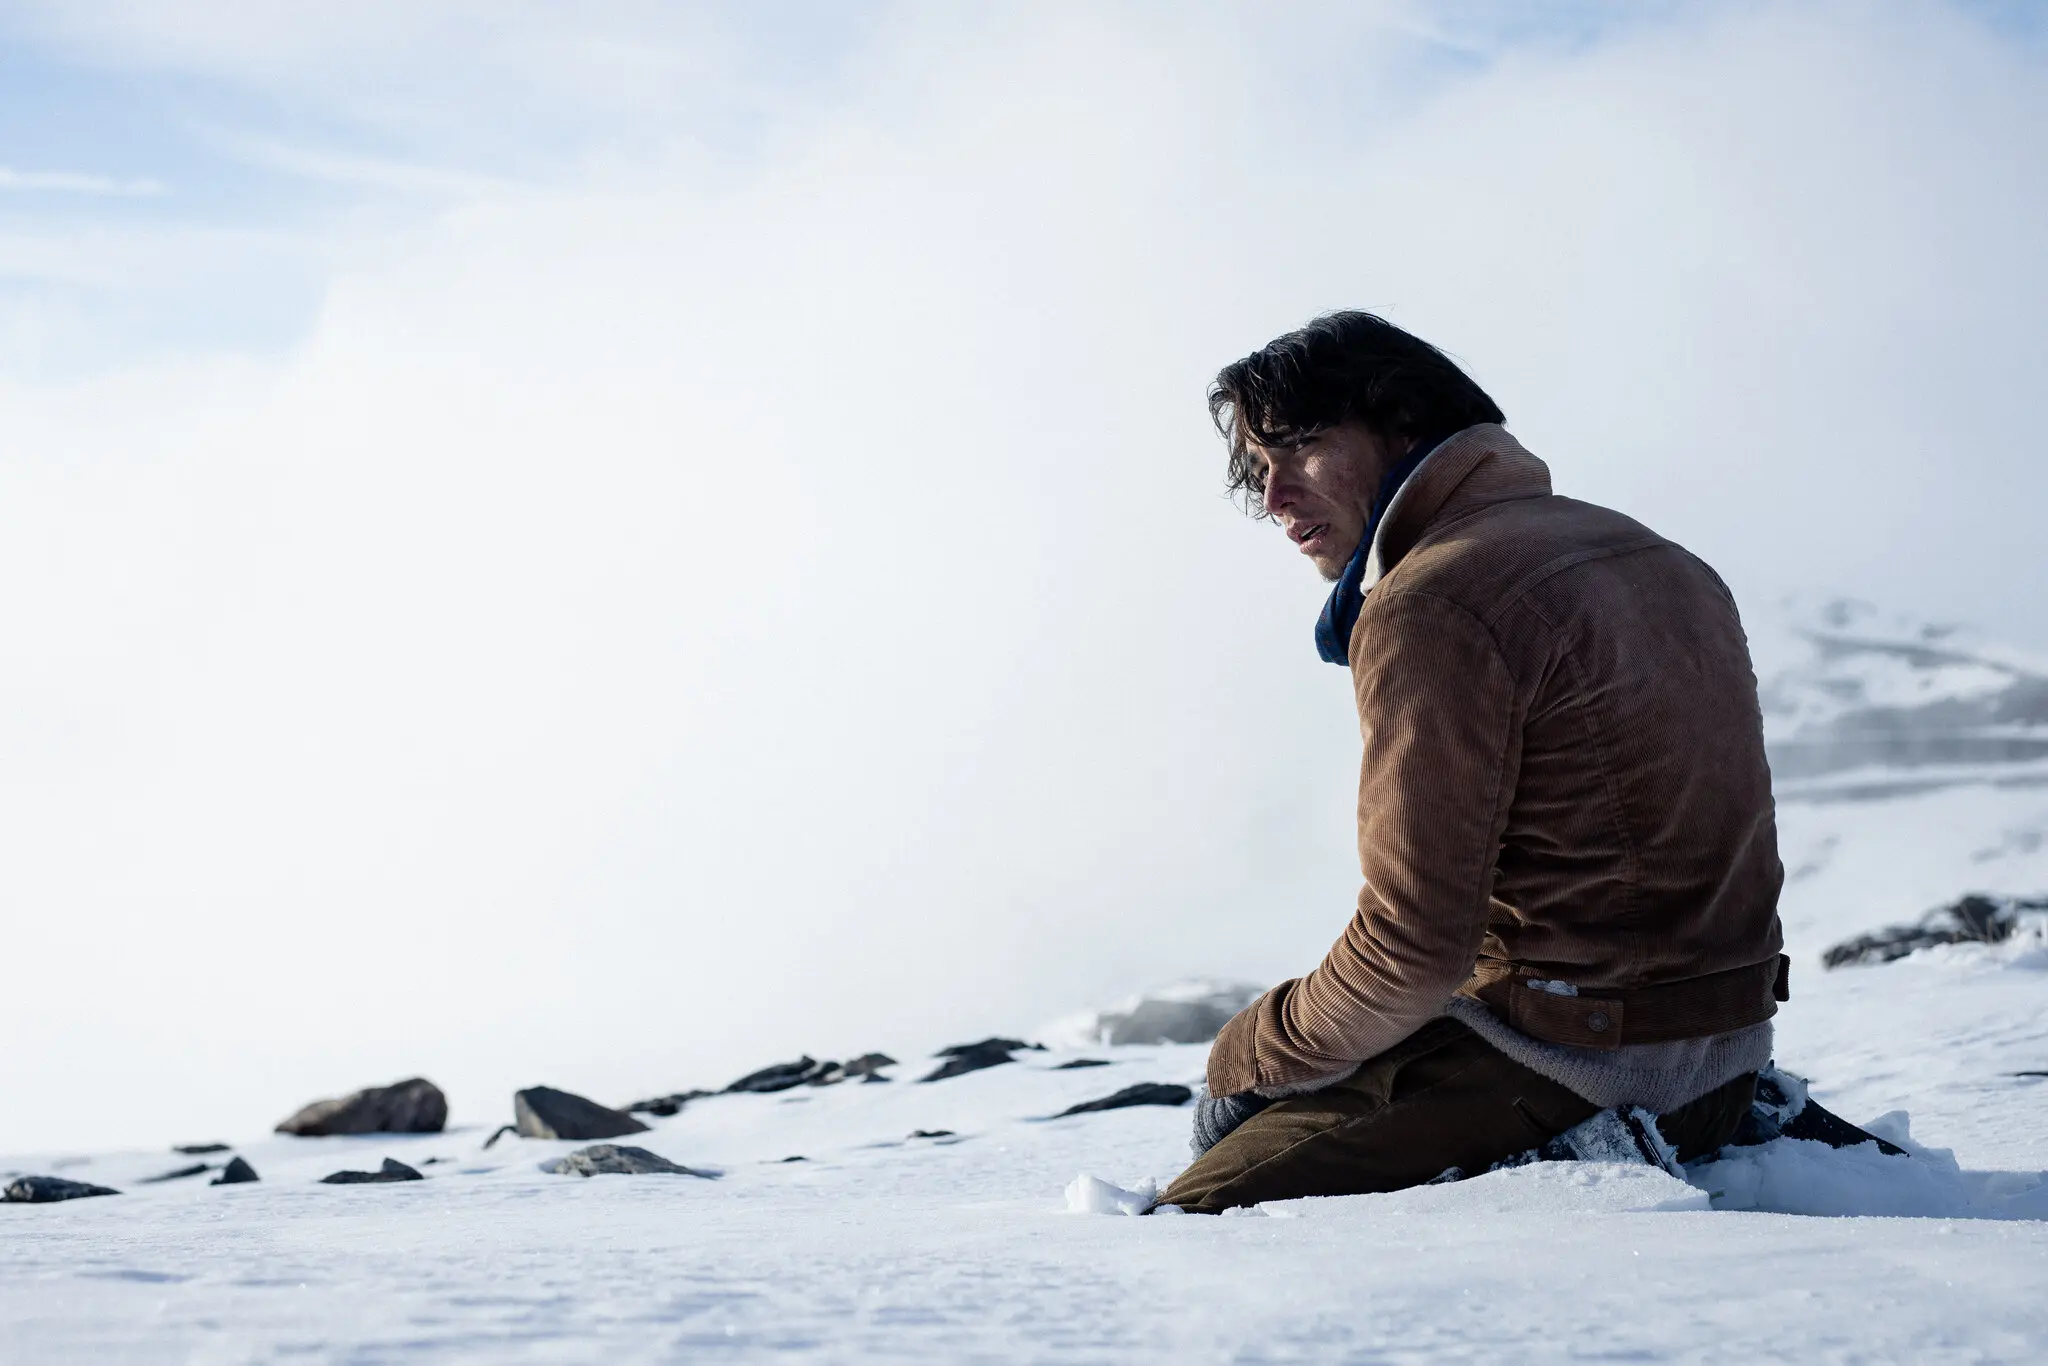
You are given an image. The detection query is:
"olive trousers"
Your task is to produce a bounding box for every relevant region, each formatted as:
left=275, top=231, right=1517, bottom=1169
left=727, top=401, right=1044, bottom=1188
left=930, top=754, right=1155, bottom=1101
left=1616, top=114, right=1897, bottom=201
left=1157, top=1017, right=1755, bottom=1214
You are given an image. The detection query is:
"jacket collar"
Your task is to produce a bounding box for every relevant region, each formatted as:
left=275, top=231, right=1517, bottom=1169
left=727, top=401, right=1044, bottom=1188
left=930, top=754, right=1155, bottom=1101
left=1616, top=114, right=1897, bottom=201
left=1360, top=423, right=1552, bottom=592
left=1313, top=434, right=1444, bottom=664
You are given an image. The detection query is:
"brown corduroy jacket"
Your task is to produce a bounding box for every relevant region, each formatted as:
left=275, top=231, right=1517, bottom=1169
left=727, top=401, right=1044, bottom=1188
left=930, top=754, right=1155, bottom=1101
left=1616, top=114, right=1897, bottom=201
left=1207, top=424, right=1786, bottom=1099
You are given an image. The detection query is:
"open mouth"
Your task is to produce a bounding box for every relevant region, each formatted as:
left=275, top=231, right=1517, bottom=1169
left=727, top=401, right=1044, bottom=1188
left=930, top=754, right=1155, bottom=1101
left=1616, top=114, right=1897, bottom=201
left=1291, top=522, right=1331, bottom=553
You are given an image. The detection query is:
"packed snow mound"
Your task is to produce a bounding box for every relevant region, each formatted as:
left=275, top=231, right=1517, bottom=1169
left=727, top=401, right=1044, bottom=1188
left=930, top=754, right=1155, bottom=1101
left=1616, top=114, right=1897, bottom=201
left=1694, top=1109, right=2048, bottom=1220
left=1063, top=1173, right=1159, bottom=1215
left=1752, top=596, right=2048, bottom=802
left=1269, top=1161, right=1711, bottom=1218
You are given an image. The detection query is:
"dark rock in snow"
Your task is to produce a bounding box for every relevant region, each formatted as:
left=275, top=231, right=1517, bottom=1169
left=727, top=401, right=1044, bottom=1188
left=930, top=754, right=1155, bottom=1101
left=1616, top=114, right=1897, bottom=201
left=844, top=1053, right=897, bottom=1081
left=808, top=1054, right=898, bottom=1085
left=1054, top=1083, right=1194, bottom=1118
left=541, top=1144, right=715, bottom=1178
left=276, top=1077, right=448, bottom=1136
left=921, top=1040, right=1030, bottom=1082
left=514, top=1086, right=650, bottom=1141
left=4, top=1175, right=119, bottom=1203
left=625, top=1089, right=715, bottom=1117
left=138, top=1163, right=211, bottom=1184
left=173, top=1143, right=231, bottom=1155
left=1823, top=892, right=2048, bottom=968
left=908, top=1129, right=956, bottom=1140
left=724, top=1057, right=833, bottom=1094
left=320, top=1157, right=424, bottom=1185
left=779, top=1155, right=808, bottom=1163
left=1055, top=1059, right=1111, bottom=1070
left=212, top=1157, right=260, bottom=1185
left=935, top=1037, right=1043, bottom=1056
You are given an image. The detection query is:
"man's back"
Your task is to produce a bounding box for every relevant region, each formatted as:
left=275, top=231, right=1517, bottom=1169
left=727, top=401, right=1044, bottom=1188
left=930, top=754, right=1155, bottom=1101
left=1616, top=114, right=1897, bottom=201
left=1370, top=436, right=1785, bottom=1000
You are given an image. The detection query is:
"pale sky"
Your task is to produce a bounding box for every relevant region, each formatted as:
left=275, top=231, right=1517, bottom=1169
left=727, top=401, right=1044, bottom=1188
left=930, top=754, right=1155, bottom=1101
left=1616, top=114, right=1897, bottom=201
left=2, top=1, right=2045, bottom=1152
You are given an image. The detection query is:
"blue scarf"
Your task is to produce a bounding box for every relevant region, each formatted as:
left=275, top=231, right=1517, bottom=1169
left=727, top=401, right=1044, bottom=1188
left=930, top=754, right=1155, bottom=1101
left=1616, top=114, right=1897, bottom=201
left=1313, top=436, right=1444, bottom=664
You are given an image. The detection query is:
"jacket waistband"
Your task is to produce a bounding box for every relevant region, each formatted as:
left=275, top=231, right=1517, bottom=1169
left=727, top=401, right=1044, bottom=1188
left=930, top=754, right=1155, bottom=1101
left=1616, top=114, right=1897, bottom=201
left=1462, top=954, right=1790, bottom=1051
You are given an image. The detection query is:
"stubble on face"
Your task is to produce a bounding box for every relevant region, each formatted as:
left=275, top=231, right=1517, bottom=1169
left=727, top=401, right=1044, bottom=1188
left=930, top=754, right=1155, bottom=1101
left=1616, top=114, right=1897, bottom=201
left=1255, top=424, right=1392, bottom=582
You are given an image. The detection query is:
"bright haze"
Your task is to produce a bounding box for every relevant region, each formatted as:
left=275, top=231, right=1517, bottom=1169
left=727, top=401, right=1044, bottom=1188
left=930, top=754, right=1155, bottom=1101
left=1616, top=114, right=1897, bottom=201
left=2, top=2, right=2044, bottom=1152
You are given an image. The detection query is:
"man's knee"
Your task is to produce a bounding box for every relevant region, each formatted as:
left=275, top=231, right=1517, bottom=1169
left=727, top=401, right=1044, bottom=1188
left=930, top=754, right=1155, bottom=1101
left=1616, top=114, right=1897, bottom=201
left=1157, top=1024, right=1602, bottom=1213
left=1156, top=1089, right=1370, bottom=1214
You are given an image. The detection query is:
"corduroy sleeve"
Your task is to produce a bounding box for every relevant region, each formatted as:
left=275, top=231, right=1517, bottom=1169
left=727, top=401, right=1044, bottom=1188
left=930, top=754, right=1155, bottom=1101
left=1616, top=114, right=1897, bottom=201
left=1207, top=592, right=1523, bottom=1097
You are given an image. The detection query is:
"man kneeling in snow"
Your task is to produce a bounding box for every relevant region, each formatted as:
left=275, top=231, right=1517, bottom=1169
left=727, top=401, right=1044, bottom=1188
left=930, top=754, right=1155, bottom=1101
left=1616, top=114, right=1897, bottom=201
left=1158, top=313, right=1788, bottom=1213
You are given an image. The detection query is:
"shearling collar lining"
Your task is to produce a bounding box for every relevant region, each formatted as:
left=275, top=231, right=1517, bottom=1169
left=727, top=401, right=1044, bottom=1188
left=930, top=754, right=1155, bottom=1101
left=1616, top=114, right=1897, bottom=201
left=1359, top=423, right=1552, bottom=594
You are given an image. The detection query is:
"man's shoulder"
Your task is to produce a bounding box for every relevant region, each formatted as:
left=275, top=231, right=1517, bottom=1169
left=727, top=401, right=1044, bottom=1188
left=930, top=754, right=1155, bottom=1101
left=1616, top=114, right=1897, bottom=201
left=1368, top=493, right=1720, bottom=655
left=1370, top=493, right=1678, bottom=622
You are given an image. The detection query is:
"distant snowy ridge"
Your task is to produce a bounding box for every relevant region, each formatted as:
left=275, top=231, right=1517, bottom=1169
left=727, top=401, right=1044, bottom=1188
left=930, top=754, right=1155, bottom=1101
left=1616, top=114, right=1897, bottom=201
left=1754, top=596, right=2048, bottom=804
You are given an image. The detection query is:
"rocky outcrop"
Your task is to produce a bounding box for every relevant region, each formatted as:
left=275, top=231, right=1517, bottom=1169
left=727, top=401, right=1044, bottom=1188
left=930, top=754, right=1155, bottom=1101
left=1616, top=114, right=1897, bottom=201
left=513, top=1087, right=649, bottom=1141
left=276, top=1077, right=448, bottom=1136
left=4, top=1175, right=119, bottom=1203
left=625, top=1089, right=714, bottom=1117
left=319, top=1158, right=424, bottom=1185
left=1103, top=983, right=1263, bottom=1046
left=721, top=1053, right=900, bottom=1092
left=540, top=1144, right=715, bottom=1178
left=920, top=1038, right=1043, bottom=1083
left=1823, top=893, right=2047, bottom=968
left=939, top=1037, right=1041, bottom=1055
left=1106, top=1000, right=1236, bottom=1046
left=212, top=1157, right=260, bottom=1185
left=844, top=1053, right=897, bottom=1081
left=1053, top=1083, right=1193, bottom=1118
left=173, top=1143, right=230, bottom=1155
left=138, top=1163, right=210, bottom=1184
left=1049, top=981, right=1263, bottom=1048
left=724, top=1057, right=826, bottom=1093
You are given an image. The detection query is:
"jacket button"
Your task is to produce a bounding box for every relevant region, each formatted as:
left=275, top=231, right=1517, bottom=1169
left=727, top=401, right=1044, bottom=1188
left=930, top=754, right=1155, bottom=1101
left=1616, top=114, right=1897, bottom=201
left=1586, top=1011, right=1611, bottom=1033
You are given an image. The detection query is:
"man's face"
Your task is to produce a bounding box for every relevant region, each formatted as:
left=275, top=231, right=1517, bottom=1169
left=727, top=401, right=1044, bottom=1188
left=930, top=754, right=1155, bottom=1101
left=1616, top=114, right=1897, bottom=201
left=1255, top=423, right=1393, bottom=581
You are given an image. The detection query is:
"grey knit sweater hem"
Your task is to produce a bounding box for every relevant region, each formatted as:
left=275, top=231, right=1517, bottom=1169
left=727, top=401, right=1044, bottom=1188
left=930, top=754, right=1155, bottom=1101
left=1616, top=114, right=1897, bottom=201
left=1442, top=996, right=1773, bottom=1114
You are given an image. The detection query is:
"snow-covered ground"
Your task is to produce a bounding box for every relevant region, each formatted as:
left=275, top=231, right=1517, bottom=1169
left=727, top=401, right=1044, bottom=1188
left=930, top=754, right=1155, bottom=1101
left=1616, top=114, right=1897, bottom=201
left=7, top=601, right=2047, bottom=1363
left=4, top=978, right=2044, bottom=1365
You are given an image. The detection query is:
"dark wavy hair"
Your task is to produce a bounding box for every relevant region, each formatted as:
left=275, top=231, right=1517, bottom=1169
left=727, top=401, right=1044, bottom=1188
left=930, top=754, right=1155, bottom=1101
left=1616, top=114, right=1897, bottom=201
left=1210, top=312, right=1505, bottom=518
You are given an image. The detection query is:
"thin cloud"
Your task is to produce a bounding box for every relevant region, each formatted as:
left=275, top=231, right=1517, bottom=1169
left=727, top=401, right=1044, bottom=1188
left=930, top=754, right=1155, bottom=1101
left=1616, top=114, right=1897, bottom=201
left=0, top=165, right=166, bottom=196
left=203, top=130, right=512, bottom=197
